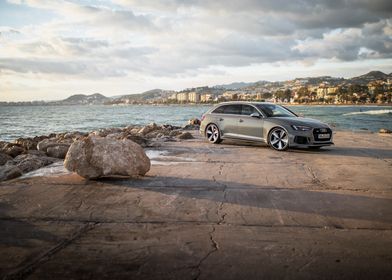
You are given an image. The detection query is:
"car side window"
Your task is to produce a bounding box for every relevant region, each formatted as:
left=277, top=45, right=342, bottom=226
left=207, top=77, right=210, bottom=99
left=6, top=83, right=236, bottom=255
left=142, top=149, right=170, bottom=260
left=223, top=105, right=241, bottom=115
left=212, top=106, right=225, bottom=114
left=241, top=105, right=257, bottom=115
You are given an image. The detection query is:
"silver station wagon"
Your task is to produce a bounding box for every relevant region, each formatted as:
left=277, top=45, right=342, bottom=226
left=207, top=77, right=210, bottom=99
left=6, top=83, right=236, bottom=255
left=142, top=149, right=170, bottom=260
left=200, top=101, right=333, bottom=151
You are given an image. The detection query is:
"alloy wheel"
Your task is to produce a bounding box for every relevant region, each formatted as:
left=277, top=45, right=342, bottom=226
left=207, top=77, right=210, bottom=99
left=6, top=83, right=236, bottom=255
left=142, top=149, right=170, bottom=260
left=269, top=127, right=289, bottom=151
left=206, top=124, right=221, bottom=144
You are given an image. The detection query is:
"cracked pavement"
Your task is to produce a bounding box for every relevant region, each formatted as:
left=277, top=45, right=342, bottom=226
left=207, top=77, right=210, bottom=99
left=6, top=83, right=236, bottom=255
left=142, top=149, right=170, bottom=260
left=0, top=131, right=392, bottom=279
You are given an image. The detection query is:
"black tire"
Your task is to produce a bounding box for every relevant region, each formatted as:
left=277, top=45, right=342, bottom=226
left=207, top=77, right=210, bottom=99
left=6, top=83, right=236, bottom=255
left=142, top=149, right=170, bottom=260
left=205, top=123, right=222, bottom=144
left=268, top=127, right=289, bottom=151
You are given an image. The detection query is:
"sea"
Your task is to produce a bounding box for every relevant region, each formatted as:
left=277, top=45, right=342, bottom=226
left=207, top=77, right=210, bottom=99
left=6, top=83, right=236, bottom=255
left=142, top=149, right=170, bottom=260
left=0, top=104, right=392, bottom=142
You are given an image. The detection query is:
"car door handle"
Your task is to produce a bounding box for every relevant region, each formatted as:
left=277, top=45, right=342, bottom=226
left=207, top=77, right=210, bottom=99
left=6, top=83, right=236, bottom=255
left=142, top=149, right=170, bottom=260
left=219, top=118, right=224, bottom=121
left=239, top=119, right=244, bottom=123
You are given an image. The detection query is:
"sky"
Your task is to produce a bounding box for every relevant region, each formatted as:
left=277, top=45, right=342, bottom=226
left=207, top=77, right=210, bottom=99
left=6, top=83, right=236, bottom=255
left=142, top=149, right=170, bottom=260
left=0, top=0, right=391, bottom=101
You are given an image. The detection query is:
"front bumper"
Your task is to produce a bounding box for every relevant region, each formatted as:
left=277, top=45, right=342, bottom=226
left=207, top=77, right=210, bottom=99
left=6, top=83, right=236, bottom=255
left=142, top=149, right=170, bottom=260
left=288, top=127, right=334, bottom=148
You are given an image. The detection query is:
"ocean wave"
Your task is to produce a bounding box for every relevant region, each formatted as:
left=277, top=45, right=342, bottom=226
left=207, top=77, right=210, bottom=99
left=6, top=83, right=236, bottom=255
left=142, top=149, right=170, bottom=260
left=343, top=109, right=392, bottom=116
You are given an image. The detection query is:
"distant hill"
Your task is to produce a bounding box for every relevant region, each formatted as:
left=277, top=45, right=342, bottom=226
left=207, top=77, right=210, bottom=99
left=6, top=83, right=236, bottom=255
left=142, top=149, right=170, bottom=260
left=213, top=81, right=258, bottom=90
left=111, top=89, right=172, bottom=104
left=349, top=71, right=391, bottom=85
left=51, top=93, right=109, bottom=105
left=119, top=89, right=165, bottom=101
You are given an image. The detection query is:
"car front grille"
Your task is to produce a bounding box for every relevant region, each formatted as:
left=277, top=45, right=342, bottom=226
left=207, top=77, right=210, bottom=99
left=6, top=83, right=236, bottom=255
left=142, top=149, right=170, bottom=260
left=313, top=128, right=332, bottom=141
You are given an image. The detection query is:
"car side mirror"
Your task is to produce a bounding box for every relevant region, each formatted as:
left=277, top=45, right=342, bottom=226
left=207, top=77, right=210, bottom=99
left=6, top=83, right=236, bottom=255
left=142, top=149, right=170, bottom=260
left=250, top=112, right=261, bottom=118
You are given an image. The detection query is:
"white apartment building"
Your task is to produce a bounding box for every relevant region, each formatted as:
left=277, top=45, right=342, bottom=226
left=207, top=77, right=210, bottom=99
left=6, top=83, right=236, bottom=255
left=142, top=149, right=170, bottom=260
left=188, top=92, right=200, bottom=103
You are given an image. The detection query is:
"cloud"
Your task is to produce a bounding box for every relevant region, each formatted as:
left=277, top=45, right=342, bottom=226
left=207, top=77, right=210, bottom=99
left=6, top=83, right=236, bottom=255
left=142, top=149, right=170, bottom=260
left=293, top=20, right=392, bottom=61
left=1, top=0, right=391, bottom=80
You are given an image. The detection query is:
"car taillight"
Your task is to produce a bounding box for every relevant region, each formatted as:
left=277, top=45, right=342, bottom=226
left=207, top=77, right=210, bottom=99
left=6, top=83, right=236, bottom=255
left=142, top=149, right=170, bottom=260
left=201, top=115, right=205, bottom=122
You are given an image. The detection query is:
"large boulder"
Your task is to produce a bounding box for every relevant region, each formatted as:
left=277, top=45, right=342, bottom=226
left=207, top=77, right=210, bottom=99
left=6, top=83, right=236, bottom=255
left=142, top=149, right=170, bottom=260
left=64, top=136, right=151, bottom=179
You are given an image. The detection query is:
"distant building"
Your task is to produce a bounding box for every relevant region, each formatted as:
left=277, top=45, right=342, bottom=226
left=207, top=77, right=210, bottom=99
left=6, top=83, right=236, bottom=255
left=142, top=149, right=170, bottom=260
left=317, top=87, right=328, bottom=99
left=177, top=92, right=189, bottom=102
left=327, top=87, right=338, bottom=94
left=200, top=94, right=213, bottom=102
left=168, top=93, right=177, bottom=100
left=188, top=92, right=200, bottom=103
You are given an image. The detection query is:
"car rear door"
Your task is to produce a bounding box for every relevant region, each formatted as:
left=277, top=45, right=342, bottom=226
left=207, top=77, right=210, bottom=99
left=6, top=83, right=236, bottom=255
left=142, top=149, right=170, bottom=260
left=217, top=104, right=242, bottom=138
left=237, top=105, right=264, bottom=141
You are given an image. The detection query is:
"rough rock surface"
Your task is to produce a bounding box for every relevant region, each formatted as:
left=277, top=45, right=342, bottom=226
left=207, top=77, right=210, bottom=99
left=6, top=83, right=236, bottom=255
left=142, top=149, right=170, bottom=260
left=90, top=128, right=123, bottom=138
left=379, top=128, right=392, bottom=134
left=9, top=154, right=58, bottom=173
left=183, top=124, right=200, bottom=131
left=0, top=165, right=22, bottom=181
left=64, top=136, right=150, bottom=179
left=0, top=143, right=25, bottom=157
left=46, top=145, right=70, bottom=159
left=177, top=132, right=194, bottom=140
left=188, top=118, right=201, bottom=125
left=125, top=135, right=150, bottom=147
left=37, top=138, right=72, bottom=153
left=0, top=152, right=12, bottom=166
left=138, top=123, right=158, bottom=136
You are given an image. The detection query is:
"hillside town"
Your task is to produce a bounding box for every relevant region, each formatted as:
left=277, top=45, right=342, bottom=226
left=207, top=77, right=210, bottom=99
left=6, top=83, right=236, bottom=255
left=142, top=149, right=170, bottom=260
left=1, top=71, right=391, bottom=106
left=107, top=71, right=392, bottom=105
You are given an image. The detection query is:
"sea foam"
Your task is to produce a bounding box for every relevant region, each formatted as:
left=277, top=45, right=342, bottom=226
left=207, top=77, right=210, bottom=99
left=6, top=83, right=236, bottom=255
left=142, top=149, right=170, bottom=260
left=343, top=109, right=392, bottom=116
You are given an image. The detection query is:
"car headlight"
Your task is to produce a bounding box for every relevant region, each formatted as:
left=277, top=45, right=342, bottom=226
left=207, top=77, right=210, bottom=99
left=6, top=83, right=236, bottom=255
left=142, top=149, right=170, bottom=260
left=291, top=125, right=312, bottom=131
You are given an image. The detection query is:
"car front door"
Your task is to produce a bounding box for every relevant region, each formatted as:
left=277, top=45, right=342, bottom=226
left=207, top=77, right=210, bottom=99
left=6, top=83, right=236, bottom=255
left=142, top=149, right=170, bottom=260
left=237, top=105, right=264, bottom=141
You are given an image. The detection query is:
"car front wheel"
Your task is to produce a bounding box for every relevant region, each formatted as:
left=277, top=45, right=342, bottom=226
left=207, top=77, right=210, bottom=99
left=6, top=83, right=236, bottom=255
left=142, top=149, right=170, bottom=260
left=268, top=127, right=289, bottom=151
left=205, top=123, right=222, bottom=144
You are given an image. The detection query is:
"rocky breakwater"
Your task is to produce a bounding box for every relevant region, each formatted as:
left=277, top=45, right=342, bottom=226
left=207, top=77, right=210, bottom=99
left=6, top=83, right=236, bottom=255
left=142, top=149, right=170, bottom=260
left=0, top=120, right=200, bottom=182
left=0, top=132, right=86, bottom=181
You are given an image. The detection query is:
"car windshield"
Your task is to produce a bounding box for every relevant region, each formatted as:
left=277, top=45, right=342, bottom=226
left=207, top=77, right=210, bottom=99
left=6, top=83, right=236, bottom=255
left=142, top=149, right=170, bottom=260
left=256, top=104, right=296, bottom=118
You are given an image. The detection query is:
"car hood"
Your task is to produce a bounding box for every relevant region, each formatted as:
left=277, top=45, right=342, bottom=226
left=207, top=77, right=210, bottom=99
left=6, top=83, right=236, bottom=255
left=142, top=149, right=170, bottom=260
left=267, top=117, right=330, bottom=128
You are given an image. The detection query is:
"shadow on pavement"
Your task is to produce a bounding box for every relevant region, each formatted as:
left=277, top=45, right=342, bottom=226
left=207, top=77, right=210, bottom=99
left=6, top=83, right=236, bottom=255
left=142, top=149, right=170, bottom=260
left=290, top=146, right=392, bottom=159
left=216, top=139, right=392, bottom=159
left=105, top=176, right=392, bottom=225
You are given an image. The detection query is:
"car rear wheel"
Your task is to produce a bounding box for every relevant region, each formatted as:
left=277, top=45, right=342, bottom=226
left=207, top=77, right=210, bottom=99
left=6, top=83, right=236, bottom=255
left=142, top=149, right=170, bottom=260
left=206, top=124, right=222, bottom=144
left=268, top=127, right=289, bottom=151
